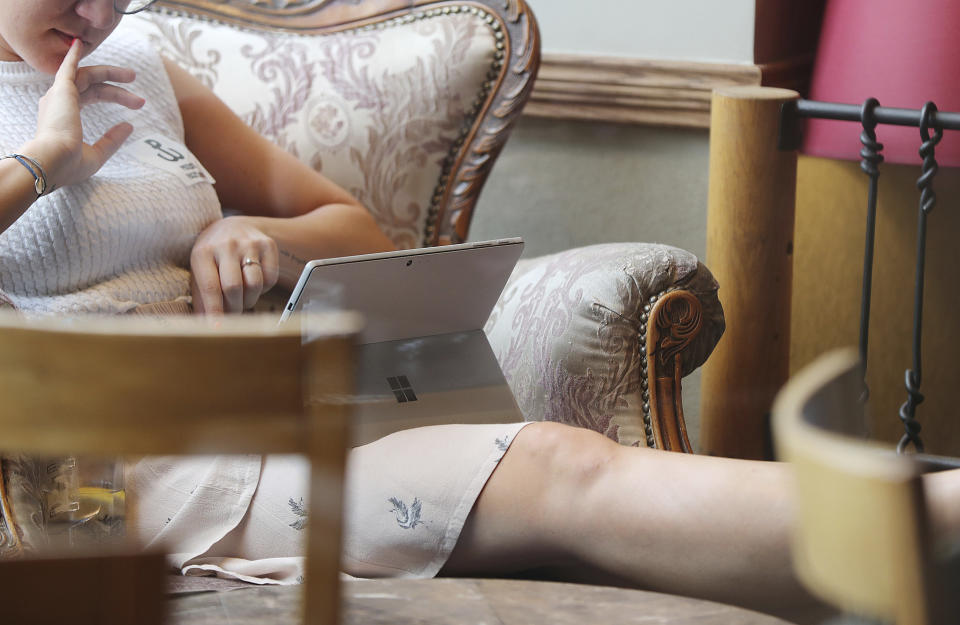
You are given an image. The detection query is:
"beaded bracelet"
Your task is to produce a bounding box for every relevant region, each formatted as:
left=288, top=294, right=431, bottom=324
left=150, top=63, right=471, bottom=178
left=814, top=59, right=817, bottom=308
left=1, top=153, right=50, bottom=197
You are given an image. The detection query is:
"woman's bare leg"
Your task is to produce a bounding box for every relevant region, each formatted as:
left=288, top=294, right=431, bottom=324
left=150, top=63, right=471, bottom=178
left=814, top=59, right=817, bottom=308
left=442, top=422, right=960, bottom=621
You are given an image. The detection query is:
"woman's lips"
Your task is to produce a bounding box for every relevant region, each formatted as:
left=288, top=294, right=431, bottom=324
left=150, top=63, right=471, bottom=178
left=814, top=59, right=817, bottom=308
left=53, top=30, right=83, bottom=48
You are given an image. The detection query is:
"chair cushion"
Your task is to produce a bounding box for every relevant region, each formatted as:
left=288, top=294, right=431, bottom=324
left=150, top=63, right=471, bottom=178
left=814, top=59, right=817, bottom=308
left=124, top=8, right=500, bottom=248
left=484, top=243, right=724, bottom=447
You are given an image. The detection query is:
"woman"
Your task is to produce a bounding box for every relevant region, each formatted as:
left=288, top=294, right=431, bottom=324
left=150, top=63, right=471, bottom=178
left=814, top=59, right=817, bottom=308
left=0, top=0, right=394, bottom=314
left=3, top=2, right=958, bottom=622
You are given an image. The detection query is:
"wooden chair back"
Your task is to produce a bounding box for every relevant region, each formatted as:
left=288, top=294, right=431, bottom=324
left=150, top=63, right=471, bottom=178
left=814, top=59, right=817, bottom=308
left=772, top=349, right=953, bottom=625
left=0, top=311, right=361, bottom=625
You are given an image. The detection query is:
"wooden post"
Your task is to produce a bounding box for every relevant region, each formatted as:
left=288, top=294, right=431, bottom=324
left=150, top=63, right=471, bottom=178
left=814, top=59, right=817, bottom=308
left=699, top=86, right=799, bottom=459
left=302, top=336, right=353, bottom=625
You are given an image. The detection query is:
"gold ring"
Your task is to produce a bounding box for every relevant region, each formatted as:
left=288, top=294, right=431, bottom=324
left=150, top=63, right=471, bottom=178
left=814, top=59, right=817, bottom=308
left=242, top=257, right=261, bottom=268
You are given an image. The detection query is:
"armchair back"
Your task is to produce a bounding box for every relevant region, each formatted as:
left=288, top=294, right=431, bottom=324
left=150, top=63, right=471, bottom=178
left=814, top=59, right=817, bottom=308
left=127, top=0, right=541, bottom=248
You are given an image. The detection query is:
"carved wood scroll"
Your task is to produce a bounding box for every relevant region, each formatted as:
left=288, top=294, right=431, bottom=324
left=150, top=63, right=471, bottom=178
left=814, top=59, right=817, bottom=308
left=0, top=473, right=22, bottom=559
left=645, top=289, right=703, bottom=453
left=152, top=0, right=541, bottom=246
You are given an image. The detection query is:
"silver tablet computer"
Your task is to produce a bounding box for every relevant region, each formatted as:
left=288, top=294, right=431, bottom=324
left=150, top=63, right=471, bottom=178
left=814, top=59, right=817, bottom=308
left=279, top=237, right=524, bottom=344
left=280, top=237, right=526, bottom=445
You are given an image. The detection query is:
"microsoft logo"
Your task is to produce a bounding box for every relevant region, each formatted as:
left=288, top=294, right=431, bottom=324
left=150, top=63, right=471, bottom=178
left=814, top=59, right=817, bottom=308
left=387, top=375, right=418, bottom=403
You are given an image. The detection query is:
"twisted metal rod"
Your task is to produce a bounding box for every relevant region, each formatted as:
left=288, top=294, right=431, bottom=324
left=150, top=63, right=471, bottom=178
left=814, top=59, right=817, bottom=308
left=896, top=102, right=943, bottom=454
left=857, top=98, right=883, bottom=405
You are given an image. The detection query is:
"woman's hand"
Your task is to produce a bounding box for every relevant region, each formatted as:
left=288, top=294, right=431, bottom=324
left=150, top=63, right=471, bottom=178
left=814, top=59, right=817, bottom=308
left=27, top=38, right=145, bottom=189
left=190, top=215, right=281, bottom=314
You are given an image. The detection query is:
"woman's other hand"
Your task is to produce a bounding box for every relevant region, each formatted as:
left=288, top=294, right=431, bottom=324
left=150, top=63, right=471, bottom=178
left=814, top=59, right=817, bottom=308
left=26, top=38, right=145, bottom=189
left=190, top=215, right=281, bottom=314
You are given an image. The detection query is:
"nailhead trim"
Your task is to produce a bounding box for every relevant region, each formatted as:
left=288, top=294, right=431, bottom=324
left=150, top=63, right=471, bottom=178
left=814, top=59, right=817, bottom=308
left=640, top=289, right=669, bottom=448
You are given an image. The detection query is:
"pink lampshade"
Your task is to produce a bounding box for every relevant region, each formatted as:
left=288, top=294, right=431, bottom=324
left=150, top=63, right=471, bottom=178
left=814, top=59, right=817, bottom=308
left=803, top=0, right=960, bottom=166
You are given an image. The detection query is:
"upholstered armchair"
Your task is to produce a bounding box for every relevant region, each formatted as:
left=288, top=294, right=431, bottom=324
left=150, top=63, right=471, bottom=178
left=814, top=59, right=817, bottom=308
left=118, top=0, right=724, bottom=452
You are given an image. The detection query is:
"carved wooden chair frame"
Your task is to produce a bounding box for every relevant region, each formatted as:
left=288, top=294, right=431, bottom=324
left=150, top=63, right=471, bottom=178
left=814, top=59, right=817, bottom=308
left=646, top=289, right=703, bottom=452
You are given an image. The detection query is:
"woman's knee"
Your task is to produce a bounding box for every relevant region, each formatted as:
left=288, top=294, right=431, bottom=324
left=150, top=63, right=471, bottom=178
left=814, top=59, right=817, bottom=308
left=460, top=422, right=624, bottom=565
left=508, top=422, right=622, bottom=497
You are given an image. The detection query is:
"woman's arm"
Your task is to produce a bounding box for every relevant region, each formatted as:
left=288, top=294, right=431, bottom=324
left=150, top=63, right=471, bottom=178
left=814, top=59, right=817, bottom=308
left=0, top=157, right=50, bottom=234
left=1, top=39, right=143, bottom=234
left=162, top=59, right=395, bottom=314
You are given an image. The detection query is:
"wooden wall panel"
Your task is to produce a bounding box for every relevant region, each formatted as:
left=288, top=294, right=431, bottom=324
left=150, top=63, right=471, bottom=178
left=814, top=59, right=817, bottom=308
left=792, top=156, right=960, bottom=455
left=526, top=54, right=760, bottom=129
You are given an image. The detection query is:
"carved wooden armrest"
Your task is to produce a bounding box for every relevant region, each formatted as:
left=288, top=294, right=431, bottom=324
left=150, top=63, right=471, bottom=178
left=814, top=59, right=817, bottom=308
left=645, top=290, right=704, bottom=452
left=484, top=242, right=724, bottom=451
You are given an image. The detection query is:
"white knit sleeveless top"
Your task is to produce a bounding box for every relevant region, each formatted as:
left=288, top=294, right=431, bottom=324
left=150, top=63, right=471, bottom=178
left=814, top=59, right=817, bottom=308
left=0, top=27, right=222, bottom=314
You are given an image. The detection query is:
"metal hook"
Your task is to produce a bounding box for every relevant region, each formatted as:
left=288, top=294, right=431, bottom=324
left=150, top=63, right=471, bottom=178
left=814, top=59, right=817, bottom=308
left=898, top=100, right=942, bottom=454
left=858, top=97, right=884, bottom=175
left=918, top=101, right=943, bottom=144
left=855, top=97, right=884, bottom=405
left=860, top=97, right=880, bottom=130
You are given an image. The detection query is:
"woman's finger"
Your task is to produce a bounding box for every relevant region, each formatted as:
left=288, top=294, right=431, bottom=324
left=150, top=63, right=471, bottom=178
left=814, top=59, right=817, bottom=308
left=189, top=274, right=206, bottom=315
left=240, top=261, right=264, bottom=310
left=218, top=258, right=244, bottom=313
left=54, top=38, right=83, bottom=84
left=190, top=251, right=225, bottom=315
left=257, top=241, right=280, bottom=292
left=78, top=83, right=145, bottom=109
left=75, top=65, right=137, bottom=89
left=89, top=122, right=135, bottom=167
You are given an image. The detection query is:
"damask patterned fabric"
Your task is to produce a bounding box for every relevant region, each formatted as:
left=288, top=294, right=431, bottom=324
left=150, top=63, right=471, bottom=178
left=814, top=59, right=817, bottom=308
left=122, top=9, right=498, bottom=249
left=485, top=242, right=724, bottom=447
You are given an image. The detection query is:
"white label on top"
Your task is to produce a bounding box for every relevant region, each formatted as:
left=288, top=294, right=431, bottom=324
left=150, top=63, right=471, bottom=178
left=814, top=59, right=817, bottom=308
left=125, top=134, right=215, bottom=187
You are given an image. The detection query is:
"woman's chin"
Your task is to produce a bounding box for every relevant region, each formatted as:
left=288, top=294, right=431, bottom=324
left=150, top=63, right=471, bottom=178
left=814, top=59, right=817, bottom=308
left=33, top=55, right=63, bottom=75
